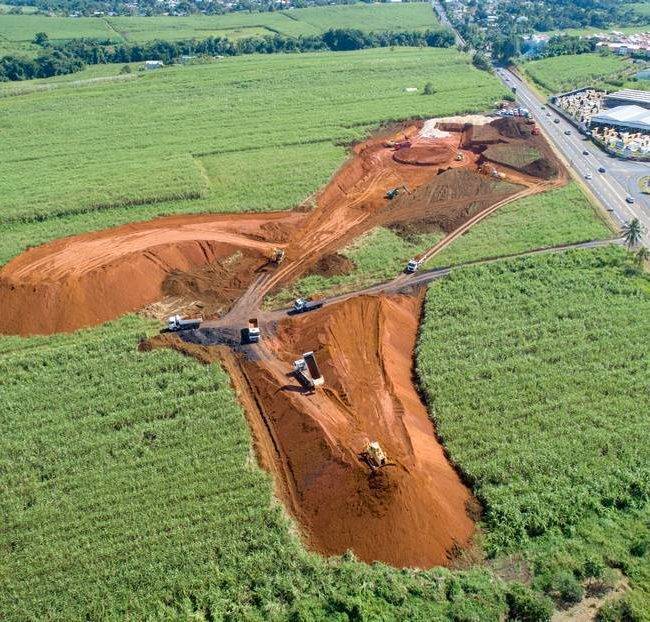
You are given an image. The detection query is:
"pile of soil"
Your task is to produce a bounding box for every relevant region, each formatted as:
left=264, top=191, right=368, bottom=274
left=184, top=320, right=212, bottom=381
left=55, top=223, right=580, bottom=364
left=240, top=293, right=476, bottom=567
left=491, top=117, right=532, bottom=139
left=393, top=143, right=454, bottom=166
left=524, top=157, right=558, bottom=180
left=388, top=168, right=522, bottom=233
left=463, top=123, right=503, bottom=146
left=305, top=253, right=355, bottom=278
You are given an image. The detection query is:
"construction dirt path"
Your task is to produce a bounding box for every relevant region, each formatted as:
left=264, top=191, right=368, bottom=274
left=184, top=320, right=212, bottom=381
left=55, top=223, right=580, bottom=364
left=1, top=116, right=570, bottom=568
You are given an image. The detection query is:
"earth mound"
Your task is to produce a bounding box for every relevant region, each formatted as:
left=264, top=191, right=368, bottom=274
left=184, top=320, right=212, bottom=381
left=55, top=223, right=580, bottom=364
left=306, top=253, right=355, bottom=278
left=491, top=117, right=532, bottom=139
left=524, top=157, right=558, bottom=180
left=393, top=143, right=454, bottom=166
left=388, top=168, right=522, bottom=232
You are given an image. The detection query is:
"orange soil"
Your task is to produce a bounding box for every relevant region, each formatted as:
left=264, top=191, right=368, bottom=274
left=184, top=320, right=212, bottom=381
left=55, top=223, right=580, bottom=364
left=231, top=293, right=476, bottom=567
left=0, top=120, right=545, bottom=336
left=0, top=213, right=302, bottom=335
left=393, top=142, right=454, bottom=166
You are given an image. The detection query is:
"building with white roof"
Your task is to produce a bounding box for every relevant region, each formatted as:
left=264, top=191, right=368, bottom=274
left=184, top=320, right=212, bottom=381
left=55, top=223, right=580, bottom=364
left=590, top=105, right=650, bottom=133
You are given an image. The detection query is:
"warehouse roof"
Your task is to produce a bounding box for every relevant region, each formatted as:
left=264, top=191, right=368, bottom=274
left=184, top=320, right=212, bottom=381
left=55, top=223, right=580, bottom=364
left=605, top=89, right=650, bottom=106
left=591, top=105, right=650, bottom=131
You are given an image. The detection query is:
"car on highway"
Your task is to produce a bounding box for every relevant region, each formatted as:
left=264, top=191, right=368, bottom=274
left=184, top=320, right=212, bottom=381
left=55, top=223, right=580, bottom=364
left=598, top=167, right=606, bottom=173
left=582, top=150, right=589, bottom=155
left=626, top=195, right=635, bottom=204
left=564, top=130, right=571, bottom=135
left=585, top=173, right=592, bottom=180
left=554, top=118, right=560, bottom=124
left=541, top=105, right=546, bottom=110
left=546, top=112, right=551, bottom=117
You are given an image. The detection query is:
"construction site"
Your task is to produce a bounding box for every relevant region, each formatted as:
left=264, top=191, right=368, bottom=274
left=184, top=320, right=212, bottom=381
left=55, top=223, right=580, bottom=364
left=0, top=114, right=567, bottom=568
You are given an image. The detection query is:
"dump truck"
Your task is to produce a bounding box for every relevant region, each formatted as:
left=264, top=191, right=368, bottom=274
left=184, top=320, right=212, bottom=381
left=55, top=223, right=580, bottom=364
left=167, top=315, right=202, bottom=331
left=289, top=298, right=323, bottom=315
left=241, top=318, right=260, bottom=344
left=303, top=351, right=324, bottom=387
left=291, top=351, right=324, bottom=390
left=405, top=259, right=419, bottom=274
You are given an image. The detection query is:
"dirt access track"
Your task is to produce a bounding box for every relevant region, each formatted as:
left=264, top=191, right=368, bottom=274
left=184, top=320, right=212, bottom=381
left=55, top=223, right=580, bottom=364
left=1, top=116, right=565, bottom=568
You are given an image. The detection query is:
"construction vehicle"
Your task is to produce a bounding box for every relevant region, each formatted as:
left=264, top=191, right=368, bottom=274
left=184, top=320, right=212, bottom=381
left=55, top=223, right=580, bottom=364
left=241, top=318, right=260, bottom=344
left=361, top=441, right=389, bottom=469
left=405, top=258, right=419, bottom=274
left=271, top=248, right=285, bottom=264
left=167, top=315, right=202, bottom=331
left=393, top=139, right=412, bottom=151
left=531, top=126, right=540, bottom=135
left=385, top=185, right=410, bottom=200
left=289, top=298, right=323, bottom=315
left=455, top=152, right=464, bottom=161
left=292, top=351, right=324, bottom=390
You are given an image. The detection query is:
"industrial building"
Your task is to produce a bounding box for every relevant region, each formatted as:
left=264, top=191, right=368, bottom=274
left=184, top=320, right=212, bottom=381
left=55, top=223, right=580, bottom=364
left=604, top=88, right=650, bottom=110
left=590, top=105, right=650, bottom=133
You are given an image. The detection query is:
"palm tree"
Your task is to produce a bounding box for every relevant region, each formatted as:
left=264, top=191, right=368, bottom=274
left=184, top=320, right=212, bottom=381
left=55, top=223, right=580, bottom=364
left=621, top=218, right=644, bottom=250
left=635, top=247, right=650, bottom=269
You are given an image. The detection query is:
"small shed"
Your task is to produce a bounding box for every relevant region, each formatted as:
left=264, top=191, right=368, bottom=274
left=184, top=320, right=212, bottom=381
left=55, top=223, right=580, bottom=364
left=145, top=60, right=164, bottom=70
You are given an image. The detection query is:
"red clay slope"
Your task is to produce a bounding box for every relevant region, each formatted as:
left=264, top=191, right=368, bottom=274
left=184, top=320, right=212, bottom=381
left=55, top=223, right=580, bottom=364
left=238, top=293, right=476, bottom=567
left=0, top=213, right=301, bottom=335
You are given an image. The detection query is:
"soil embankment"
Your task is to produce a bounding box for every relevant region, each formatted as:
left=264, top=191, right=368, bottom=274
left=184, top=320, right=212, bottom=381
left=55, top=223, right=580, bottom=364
left=0, top=117, right=551, bottom=335
left=231, top=293, right=476, bottom=567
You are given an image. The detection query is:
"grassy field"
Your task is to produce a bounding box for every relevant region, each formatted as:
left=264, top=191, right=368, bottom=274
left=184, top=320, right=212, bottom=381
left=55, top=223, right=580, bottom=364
left=629, top=2, right=650, bottom=18
left=0, top=47, right=508, bottom=263
left=0, top=3, right=438, bottom=48
left=426, top=183, right=612, bottom=268
left=0, top=314, right=527, bottom=621
left=418, top=246, right=650, bottom=618
left=521, top=53, right=647, bottom=94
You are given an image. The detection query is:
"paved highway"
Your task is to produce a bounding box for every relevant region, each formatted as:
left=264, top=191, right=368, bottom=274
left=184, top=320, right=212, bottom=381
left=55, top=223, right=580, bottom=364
left=495, top=67, right=650, bottom=247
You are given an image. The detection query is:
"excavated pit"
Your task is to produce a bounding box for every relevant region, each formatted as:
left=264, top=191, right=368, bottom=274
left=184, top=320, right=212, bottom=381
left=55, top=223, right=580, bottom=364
left=0, top=114, right=568, bottom=568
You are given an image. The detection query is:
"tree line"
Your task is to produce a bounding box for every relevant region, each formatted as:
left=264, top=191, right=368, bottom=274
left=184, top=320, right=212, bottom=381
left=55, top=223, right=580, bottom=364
left=0, top=27, right=455, bottom=81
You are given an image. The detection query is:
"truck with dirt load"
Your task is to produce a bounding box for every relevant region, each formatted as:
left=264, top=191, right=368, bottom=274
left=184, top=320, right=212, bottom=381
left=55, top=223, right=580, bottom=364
left=241, top=318, right=260, bottom=344
left=167, top=315, right=202, bottom=331
left=289, top=298, right=323, bottom=315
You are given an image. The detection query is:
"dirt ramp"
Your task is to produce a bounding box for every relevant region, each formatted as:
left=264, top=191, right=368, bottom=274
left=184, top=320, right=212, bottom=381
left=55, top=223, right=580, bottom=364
left=243, top=294, right=476, bottom=567
left=0, top=213, right=300, bottom=335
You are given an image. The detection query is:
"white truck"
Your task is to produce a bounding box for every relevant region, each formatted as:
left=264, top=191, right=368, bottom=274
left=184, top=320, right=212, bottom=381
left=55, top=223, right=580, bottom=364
left=167, top=315, right=202, bottom=331
left=241, top=318, right=261, bottom=344
left=405, top=259, right=419, bottom=274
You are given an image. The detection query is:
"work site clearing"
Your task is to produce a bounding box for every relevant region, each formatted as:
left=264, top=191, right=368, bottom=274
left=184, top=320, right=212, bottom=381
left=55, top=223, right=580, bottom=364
left=1, top=114, right=565, bottom=567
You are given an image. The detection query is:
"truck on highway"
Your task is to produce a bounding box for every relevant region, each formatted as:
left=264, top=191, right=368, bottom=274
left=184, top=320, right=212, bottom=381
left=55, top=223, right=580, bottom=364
left=289, top=298, right=323, bottom=315
left=241, top=318, right=260, bottom=344
left=167, top=315, right=202, bottom=331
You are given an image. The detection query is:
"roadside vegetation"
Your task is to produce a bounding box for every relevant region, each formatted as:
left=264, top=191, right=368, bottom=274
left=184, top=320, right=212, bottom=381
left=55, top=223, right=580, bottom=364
left=0, top=46, right=508, bottom=263
left=520, top=52, right=648, bottom=93
left=417, top=246, right=650, bottom=619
